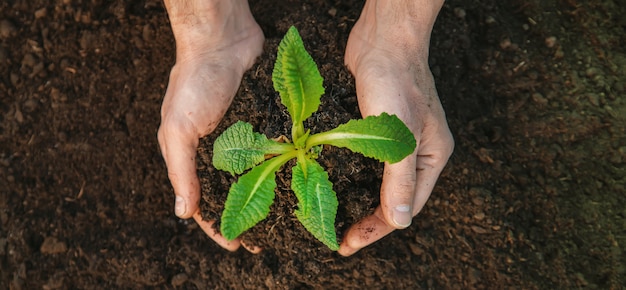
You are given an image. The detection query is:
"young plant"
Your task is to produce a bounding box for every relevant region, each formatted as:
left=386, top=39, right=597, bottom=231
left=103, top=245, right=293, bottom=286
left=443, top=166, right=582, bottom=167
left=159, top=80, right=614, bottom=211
left=212, top=26, right=416, bottom=250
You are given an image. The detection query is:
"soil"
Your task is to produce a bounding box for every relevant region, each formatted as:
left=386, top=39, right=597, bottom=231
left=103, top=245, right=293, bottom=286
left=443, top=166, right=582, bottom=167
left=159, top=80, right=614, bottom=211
left=1, top=0, right=625, bottom=289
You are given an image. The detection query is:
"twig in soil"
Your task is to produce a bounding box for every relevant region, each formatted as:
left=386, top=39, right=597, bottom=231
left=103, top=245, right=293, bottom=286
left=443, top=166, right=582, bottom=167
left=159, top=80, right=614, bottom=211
left=267, top=215, right=284, bottom=242
left=77, top=181, right=86, bottom=199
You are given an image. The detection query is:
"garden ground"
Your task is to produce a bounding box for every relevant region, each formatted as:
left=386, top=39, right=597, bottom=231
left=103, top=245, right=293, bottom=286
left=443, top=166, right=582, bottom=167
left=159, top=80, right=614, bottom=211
left=1, top=0, right=625, bottom=288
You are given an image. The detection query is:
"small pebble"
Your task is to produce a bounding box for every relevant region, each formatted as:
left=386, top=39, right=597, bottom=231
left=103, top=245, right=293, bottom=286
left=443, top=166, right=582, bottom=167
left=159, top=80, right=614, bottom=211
left=0, top=19, right=17, bottom=39
left=137, top=237, right=147, bottom=248
left=80, top=13, right=92, bottom=24
left=10, top=72, right=19, bottom=86
left=545, top=36, right=557, bottom=48
left=469, top=187, right=492, bottom=196
left=587, top=93, right=600, bottom=106
left=171, top=273, right=188, bottom=287
left=40, top=237, right=68, bottom=255
left=471, top=197, right=484, bottom=206
left=264, top=274, right=276, bottom=288
left=328, top=7, right=337, bottom=17
left=471, top=225, right=488, bottom=234
left=408, top=243, right=424, bottom=256
left=142, top=24, right=154, bottom=42
left=531, top=92, right=548, bottom=105
left=30, top=62, right=45, bottom=77
left=50, top=87, right=62, bottom=101
left=23, top=99, right=38, bottom=112
left=21, top=53, right=36, bottom=67
left=132, top=36, right=144, bottom=49
left=585, top=67, right=599, bottom=78
left=500, top=38, right=512, bottom=50
left=34, top=7, right=47, bottom=19
left=14, top=106, right=24, bottom=123
left=57, top=131, right=68, bottom=142
left=554, top=47, right=565, bottom=58
left=454, top=7, right=466, bottom=19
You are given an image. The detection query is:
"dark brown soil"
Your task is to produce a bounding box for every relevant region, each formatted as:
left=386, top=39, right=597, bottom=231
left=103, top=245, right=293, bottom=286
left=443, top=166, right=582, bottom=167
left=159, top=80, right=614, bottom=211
left=2, top=0, right=625, bottom=289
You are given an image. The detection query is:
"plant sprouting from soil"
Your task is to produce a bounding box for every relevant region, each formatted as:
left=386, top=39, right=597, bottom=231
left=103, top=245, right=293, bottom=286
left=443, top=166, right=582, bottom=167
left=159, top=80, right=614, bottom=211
left=212, top=26, right=416, bottom=250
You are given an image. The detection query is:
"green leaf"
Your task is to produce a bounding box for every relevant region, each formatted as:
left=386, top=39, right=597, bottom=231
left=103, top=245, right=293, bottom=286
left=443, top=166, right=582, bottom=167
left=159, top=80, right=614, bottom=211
left=221, top=152, right=296, bottom=240
left=272, top=26, right=324, bottom=137
left=306, top=113, right=416, bottom=163
left=213, top=121, right=293, bottom=175
left=291, top=158, right=339, bottom=250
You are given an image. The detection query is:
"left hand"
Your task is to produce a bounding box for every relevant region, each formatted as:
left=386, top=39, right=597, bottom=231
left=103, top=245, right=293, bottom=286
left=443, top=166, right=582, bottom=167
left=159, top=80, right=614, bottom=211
left=158, top=0, right=265, bottom=252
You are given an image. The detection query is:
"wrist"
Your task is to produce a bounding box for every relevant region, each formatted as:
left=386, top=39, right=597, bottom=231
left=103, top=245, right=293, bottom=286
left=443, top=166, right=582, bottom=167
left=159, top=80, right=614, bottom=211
left=163, top=0, right=251, bottom=59
left=362, top=0, right=443, bottom=55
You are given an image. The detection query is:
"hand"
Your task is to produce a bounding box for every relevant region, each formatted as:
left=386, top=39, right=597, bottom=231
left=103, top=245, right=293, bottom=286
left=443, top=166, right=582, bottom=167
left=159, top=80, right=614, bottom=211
left=158, top=0, right=264, bottom=252
left=339, top=0, right=453, bottom=256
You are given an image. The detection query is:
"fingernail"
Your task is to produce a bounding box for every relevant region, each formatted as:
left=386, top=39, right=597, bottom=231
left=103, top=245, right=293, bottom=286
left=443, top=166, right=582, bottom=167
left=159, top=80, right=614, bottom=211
left=393, top=205, right=412, bottom=228
left=175, top=196, right=187, bottom=217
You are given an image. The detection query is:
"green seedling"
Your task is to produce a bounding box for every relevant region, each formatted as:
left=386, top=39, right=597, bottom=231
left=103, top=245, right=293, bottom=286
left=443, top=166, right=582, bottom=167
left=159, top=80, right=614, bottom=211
left=212, top=26, right=416, bottom=250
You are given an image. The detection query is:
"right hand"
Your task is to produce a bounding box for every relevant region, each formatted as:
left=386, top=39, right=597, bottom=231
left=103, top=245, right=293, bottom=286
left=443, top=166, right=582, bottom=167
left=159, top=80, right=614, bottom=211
left=338, top=0, right=452, bottom=256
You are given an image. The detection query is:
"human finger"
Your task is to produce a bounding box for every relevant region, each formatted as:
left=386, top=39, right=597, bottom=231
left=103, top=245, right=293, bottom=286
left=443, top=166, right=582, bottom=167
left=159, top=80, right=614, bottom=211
left=379, top=154, right=418, bottom=229
left=240, top=240, right=262, bottom=254
left=338, top=207, right=394, bottom=257
left=157, top=118, right=200, bottom=219
left=192, top=211, right=241, bottom=252
left=412, top=124, right=454, bottom=214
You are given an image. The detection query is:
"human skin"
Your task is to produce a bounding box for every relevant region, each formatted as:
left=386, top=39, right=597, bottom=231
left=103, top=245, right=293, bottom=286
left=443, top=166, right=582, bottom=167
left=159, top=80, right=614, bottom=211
left=157, top=0, right=453, bottom=255
left=339, top=0, right=453, bottom=256
left=158, top=0, right=264, bottom=251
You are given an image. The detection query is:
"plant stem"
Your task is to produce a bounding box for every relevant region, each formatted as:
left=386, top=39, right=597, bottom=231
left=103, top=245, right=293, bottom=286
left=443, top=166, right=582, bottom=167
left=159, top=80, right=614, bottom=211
left=304, top=131, right=337, bottom=150
left=259, top=150, right=299, bottom=181
left=265, top=142, right=296, bottom=155
left=292, top=122, right=305, bottom=146
left=296, top=149, right=309, bottom=178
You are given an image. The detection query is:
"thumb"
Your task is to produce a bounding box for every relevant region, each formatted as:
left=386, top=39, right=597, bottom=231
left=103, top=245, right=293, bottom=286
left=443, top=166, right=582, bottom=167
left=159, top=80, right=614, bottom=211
left=380, top=154, right=418, bottom=229
left=157, top=121, right=201, bottom=219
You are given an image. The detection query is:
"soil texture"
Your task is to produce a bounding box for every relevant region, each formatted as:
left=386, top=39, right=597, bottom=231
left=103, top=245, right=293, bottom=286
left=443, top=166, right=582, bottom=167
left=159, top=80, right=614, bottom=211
left=1, top=0, right=625, bottom=289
